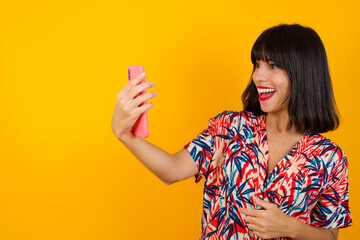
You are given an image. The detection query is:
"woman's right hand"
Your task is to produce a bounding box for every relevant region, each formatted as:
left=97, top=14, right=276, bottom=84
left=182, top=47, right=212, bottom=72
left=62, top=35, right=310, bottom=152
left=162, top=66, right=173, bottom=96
left=111, top=72, right=157, bottom=142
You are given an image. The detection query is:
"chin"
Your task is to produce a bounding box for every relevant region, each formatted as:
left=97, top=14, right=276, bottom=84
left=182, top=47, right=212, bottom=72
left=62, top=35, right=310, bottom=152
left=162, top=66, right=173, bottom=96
left=260, top=108, right=269, bottom=113
left=261, top=105, right=288, bottom=115
left=259, top=104, right=271, bottom=113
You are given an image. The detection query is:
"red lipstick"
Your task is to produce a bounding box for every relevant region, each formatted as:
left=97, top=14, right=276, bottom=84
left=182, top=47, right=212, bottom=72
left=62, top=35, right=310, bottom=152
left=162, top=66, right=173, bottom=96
left=257, top=86, right=276, bottom=101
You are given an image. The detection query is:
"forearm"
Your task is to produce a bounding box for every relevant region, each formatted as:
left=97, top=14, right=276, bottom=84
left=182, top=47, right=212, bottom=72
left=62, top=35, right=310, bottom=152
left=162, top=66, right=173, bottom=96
left=288, top=217, right=337, bottom=240
left=119, top=133, right=182, bottom=185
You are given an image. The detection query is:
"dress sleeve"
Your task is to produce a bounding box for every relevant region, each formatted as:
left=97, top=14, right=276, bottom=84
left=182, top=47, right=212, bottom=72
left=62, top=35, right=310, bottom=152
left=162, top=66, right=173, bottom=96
left=183, top=112, right=224, bottom=183
left=310, top=152, right=352, bottom=228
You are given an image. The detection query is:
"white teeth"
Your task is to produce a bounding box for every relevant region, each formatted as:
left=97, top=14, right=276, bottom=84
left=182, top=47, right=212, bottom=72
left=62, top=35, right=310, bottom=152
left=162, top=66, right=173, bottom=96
left=257, top=88, right=275, bottom=93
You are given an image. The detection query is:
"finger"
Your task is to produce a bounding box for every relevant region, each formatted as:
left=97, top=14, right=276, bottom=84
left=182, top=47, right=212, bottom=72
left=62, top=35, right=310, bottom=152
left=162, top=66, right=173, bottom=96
left=253, top=197, right=274, bottom=210
left=238, top=207, right=249, bottom=215
left=239, top=208, right=259, bottom=217
left=119, top=72, right=148, bottom=99
left=247, top=222, right=255, bottom=230
left=129, top=72, right=147, bottom=86
left=129, top=81, right=154, bottom=100
left=118, top=72, right=146, bottom=96
left=245, top=215, right=258, bottom=224
left=131, top=92, right=157, bottom=107
left=134, top=102, right=153, bottom=115
left=247, top=222, right=263, bottom=232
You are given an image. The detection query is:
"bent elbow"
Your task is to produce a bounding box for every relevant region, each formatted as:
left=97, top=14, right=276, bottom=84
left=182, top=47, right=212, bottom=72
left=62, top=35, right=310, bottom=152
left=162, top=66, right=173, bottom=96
left=164, top=180, right=174, bottom=185
left=162, top=177, right=178, bottom=185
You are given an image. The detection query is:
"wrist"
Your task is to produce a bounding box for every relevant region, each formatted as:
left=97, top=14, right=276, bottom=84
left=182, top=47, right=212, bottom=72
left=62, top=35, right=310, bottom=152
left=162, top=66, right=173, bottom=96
left=286, top=216, right=306, bottom=239
left=118, top=132, right=135, bottom=143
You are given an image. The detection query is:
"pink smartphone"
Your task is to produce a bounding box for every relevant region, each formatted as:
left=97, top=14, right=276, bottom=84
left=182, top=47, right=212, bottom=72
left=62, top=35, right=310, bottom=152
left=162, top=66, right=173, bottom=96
left=127, top=65, right=149, bottom=138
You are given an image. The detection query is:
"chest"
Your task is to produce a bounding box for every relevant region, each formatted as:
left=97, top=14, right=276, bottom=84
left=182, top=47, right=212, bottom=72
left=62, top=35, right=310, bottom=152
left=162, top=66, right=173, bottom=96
left=266, top=133, right=304, bottom=178
left=207, top=133, right=326, bottom=212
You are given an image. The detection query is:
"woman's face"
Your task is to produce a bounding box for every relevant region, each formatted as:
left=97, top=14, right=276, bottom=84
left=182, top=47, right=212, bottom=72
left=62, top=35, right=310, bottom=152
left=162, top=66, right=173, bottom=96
left=252, top=59, right=291, bottom=114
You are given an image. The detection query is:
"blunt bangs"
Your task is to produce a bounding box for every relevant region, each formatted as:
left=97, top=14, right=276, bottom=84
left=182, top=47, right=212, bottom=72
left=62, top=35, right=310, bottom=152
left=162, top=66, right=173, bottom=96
left=250, top=28, right=288, bottom=70
left=242, top=24, right=340, bottom=134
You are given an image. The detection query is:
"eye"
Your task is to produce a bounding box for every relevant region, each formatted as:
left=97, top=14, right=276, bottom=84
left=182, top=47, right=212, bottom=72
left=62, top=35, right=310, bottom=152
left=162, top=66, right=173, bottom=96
left=268, top=62, right=278, bottom=69
left=255, top=62, right=260, bottom=68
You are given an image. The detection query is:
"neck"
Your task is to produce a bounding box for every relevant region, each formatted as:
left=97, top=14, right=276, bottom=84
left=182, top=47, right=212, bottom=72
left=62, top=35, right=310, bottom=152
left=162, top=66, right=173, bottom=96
left=266, top=110, right=298, bottom=134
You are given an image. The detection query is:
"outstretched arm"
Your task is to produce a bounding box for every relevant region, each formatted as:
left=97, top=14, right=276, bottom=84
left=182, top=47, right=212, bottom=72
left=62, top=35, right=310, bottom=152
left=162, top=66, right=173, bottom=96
left=239, top=197, right=338, bottom=240
left=111, top=72, right=197, bottom=184
left=120, top=135, right=197, bottom=185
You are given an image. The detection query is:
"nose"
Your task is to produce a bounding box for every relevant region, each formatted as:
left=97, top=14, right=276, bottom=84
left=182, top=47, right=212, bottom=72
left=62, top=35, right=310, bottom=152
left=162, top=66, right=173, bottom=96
left=252, top=66, right=267, bottom=85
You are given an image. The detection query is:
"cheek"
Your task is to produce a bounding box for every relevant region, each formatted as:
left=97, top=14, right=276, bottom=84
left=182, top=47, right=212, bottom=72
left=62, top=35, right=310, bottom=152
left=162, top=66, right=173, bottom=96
left=285, top=80, right=291, bottom=94
left=284, top=82, right=291, bottom=94
left=281, top=75, right=291, bottom=93
left=251, top=73, right=256, bottom=84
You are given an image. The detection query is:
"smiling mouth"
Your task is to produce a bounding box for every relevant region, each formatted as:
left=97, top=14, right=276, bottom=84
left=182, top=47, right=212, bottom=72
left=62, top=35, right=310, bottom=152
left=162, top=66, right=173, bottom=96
left=257, top=88, right=276, bottom=101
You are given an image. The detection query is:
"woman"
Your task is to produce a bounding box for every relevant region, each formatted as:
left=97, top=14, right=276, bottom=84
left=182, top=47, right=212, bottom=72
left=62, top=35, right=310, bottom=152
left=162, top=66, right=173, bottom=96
left=111, top=24, right=352, bottom=239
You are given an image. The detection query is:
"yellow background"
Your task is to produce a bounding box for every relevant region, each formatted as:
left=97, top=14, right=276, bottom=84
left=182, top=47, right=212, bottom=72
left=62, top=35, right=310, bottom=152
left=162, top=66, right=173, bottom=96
left=0, top=0, right=358, bottom=239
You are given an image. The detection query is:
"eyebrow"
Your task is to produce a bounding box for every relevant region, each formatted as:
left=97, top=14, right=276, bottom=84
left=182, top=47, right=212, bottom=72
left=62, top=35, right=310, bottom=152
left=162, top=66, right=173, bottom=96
left=255, top=57, right=275, bottom=63
left=265, top=57, right=275, bottom=63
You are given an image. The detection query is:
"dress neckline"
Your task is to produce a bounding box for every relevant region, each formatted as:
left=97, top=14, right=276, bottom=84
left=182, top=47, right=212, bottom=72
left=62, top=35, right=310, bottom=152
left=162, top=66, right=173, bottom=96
left=259, top=115, right=308, bottom=182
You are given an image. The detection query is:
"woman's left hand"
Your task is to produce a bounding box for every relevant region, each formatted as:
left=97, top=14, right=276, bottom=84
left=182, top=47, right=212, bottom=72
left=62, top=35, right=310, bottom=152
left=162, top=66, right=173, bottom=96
left=239, top=197, right=294, bottom=239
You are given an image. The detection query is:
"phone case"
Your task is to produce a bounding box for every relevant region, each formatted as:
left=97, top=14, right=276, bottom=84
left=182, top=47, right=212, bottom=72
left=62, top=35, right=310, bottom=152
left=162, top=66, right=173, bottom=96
left=127, top=65, right=149, bottom=138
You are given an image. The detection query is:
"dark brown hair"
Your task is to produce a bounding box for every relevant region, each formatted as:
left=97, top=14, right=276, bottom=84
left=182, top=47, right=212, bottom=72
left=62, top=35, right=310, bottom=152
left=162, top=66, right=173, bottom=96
left=242, top=24, right=339, bottom=134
